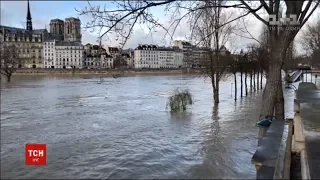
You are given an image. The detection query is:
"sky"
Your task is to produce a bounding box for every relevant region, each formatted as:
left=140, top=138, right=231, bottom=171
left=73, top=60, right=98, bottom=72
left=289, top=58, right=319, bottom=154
left=1, top=1, right=318, bottom=53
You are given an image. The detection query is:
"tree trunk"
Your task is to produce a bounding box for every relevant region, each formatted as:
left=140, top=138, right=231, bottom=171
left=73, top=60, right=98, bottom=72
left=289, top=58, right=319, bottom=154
left=250, top=71, right=253, bottom=93
left=260, top=70, right=263, bottom=90
left=240, top=71, right=243, bottom=97
left=213, top=88, right=219, bottom=104
left=6, top=74, right=11, bottom=82
left=245, top=71, right=248, bottom=96
left=234, top=73, right=237, bottom=101
left=259, top=64, right=282, bottom=120
left=257, top=71, right=260, bottom=91
left=212, top=74, right=219, bottom=104
left=275, top=71, right=285, bottom=120
left=253, top=70, right=256, bottom=92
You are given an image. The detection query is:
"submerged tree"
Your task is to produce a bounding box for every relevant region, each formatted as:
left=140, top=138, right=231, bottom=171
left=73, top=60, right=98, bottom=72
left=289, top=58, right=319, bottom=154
left=230, top=58, right=238, bottom=101
left=78, top=0, right=319, bottom=120
left=0, top=45, right=20, bottom=82
left=167, top=88, right=193, bottom=112
left=193, top=0, right=234, bottom=104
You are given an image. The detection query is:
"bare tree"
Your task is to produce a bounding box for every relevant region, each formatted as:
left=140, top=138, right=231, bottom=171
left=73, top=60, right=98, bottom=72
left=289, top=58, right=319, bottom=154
left=0, top=45, right=20, bottom=82
left=243, top=53, right=250, bottom=95
left=237, top=50, right=247, bottom=98
left=78, top=0, right=319, bottom=120
left=193, top=0, right=234, bottom=104
left=302, top=17, right=320, bottom=68
left=230, top=56, right=239, bottom=101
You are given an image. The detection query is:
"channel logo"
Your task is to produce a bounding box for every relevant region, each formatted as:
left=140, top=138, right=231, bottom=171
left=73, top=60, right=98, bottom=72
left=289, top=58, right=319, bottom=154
left=25, top=144, right=46, bottom=166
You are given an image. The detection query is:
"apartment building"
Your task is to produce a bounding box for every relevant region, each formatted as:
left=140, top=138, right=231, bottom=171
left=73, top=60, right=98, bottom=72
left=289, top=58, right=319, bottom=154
left=83, top=43, right=113, bottom=69
left=158, top=47, right=183, bottom=68
left=101, top=53, right=114, bottom=69
left=134, top=44, right=183, bottom=69
left=134, top=44, right=158, bottom=68
left=121, top=49, right=134, bottom=68
left=54, top=41, right=83, bottom=69
left=43, top=40, right=56, bottom=68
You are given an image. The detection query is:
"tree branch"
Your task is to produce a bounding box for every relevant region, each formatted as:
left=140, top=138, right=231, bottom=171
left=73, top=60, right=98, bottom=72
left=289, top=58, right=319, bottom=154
left=240, top=0, right=268, bottom=26
left=301, top=1, right=319, bottom=27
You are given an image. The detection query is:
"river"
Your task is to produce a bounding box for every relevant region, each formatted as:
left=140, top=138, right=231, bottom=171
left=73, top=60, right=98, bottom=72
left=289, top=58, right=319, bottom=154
left=1, top=74, right=267, bottom=179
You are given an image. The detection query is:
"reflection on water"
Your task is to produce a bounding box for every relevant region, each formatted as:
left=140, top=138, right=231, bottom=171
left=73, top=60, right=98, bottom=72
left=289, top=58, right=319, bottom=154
left=1, top=74, right=267, bottom=179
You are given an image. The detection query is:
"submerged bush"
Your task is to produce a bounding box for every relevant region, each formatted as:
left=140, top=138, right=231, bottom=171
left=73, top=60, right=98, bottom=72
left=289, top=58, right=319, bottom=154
left=167, top=89, right=193, bottom=112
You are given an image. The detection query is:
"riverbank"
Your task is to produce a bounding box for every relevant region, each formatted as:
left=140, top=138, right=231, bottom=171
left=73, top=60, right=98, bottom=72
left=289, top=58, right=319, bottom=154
left=12, top=68, right=203, bottom=76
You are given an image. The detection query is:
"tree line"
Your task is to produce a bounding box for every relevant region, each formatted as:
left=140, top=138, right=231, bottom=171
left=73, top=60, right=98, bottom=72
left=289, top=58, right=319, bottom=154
left=76, top=0, right=319, bottom=121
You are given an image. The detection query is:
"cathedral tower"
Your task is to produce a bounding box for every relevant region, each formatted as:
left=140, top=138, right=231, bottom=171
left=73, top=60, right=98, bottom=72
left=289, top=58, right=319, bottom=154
left=26, top=0, right=33, bottom=31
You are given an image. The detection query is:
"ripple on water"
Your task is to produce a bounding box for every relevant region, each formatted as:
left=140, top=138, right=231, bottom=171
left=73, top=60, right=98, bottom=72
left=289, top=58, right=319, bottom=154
left=0, top=75, right=278, bottom=179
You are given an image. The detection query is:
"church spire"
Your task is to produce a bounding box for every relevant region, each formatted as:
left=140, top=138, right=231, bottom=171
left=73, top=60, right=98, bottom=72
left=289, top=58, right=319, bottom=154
left=26, top=0, right=33, bottom=31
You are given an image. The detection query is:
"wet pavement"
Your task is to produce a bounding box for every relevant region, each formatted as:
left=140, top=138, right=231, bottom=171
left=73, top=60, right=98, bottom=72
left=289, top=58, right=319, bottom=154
left=296, top=79, right=320, bottom=180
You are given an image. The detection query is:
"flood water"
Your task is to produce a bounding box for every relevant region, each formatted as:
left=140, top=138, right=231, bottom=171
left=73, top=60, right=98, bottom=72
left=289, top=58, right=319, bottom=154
left=1, top=74, right=267, bottom=179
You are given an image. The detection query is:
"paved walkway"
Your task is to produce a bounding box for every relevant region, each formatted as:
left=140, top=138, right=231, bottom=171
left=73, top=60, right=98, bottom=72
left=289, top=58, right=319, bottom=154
left=300, top=104, right=320, bottom=179
left=297, top=83, right=320, bottom=179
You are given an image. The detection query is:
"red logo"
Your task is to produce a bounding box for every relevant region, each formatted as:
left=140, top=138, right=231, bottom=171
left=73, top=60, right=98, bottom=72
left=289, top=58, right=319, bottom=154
left=25, top=144, right=46, bottom=166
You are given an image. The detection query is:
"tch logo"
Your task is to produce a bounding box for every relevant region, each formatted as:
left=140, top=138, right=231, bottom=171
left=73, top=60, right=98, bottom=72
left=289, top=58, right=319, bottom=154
left=25, top=144, right=46, bottom=166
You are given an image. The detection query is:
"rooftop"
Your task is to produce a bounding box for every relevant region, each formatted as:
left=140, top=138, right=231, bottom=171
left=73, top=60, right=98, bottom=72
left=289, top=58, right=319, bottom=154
left=50, top=19, right=64, bottom=22
left=0, top=25, right=48, bottom=35
left=65, top=17, right=80, bottom=21
left=55, top=41, right=83, bottom=46
left=135, top=44, right=158, bottom=50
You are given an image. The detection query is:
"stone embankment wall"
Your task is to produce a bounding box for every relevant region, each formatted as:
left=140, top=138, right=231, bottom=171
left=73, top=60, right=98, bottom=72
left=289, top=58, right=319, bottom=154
left=13, top=68, right=203, bottom=75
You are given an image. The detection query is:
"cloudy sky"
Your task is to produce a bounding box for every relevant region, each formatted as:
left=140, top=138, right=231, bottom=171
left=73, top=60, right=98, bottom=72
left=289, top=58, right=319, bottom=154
left=1, top=1, right=318, bottom=53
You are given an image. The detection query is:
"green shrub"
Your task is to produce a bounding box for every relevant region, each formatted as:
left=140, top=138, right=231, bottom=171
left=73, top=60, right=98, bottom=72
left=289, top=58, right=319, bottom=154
left=167, top=88, right=193, bottom=112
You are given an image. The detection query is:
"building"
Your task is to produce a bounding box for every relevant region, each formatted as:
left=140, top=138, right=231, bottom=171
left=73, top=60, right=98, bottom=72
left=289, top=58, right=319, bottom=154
left=54, top=41, right=83, bottom=69
left=174, top=40, right=200, bottom=68
left=83, top=43, right=113, bottom=69
left=0, top=0, right=49, bottom=68
left=84, top=54, right=100, bottom=69
left=174, top=40, right=220, bottom=68
left=101, top=53, right=114, bottom=69
left=158, top=47, right=175, bottom=68
left=134, top=44, right=158, bottom=68
left=107, top=46, right=122, bottom=67
left=174, top=40, right=193, bottom=50
left=157, top=46, right=183, bottom=68
left=173, top=47, right=184, bottom=68
left=43, top=40, right=56, bottom=68
left=64, top=17, right=81, bottom=42
left=134, top=44, right=183, bottom=69
left=121, top=49, right=134, bottom=68
left=50, top=19, right=64, bottom=41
